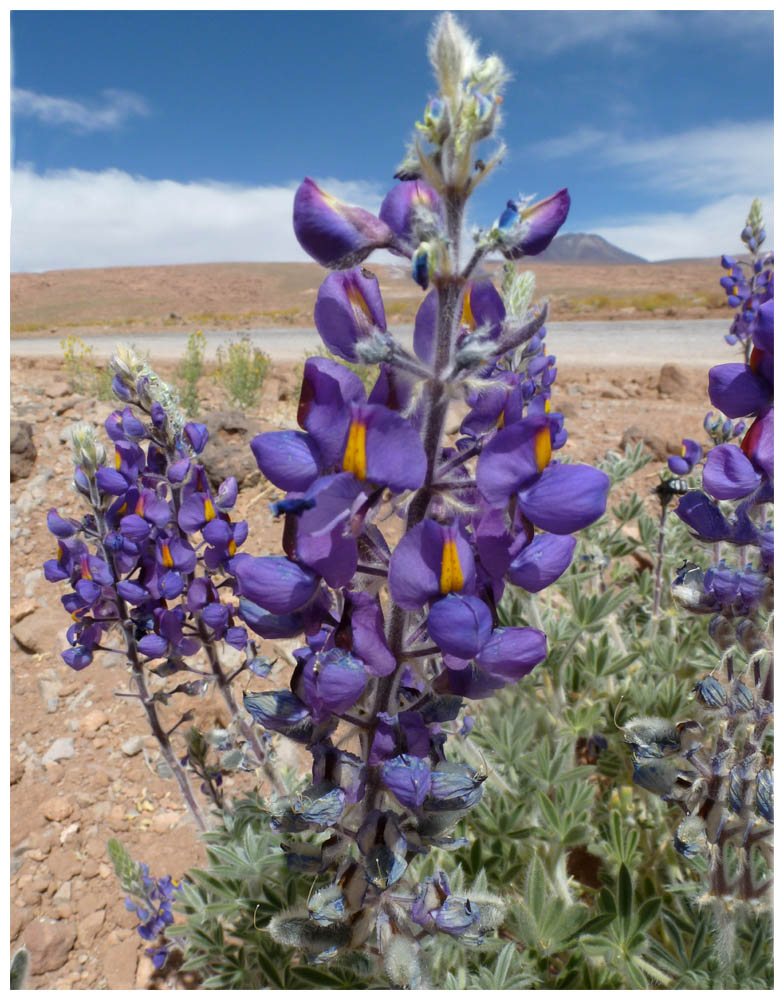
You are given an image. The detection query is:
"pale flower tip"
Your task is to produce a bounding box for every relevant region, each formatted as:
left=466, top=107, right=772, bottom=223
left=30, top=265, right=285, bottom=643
left=428, top=12, right=479, bottom=96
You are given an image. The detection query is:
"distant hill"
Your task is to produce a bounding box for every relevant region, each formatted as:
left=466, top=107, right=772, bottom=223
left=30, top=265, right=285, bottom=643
left=536, top=233, right=647, bottom=264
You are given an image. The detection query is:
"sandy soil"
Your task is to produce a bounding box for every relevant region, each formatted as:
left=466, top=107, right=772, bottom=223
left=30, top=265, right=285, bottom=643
left=9, top=339, right=723, bottom=988
left=11, top=258, right=726, bottom=340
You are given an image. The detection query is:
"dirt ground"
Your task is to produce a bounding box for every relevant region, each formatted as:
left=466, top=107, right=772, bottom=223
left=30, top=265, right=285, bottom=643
left=9, top=326, right=722, bottom=987
left=11, top=258, right=725, bottom=340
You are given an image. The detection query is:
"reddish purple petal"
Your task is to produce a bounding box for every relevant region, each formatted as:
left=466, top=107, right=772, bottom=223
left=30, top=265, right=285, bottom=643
left=702, top=444, right=761, bottom=500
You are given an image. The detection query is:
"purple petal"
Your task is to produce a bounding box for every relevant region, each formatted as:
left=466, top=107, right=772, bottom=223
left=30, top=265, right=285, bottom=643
left=95, top=467, right=129, bottom=496
left=675, top=492, right=729, bottom=541
left=508, top=533, right=577, bottom=592
left=741, top=408, right=773, bottom=478
left=46, top=509, right=78, bottom=538
left=427, top=594, right=493, bottom=659
left=293, top=177, right=394, bottom=268
left=475, top=626, right=547, bottom=680
left=703, top=445, right=761, bottom=500
left=381, top=754, right=432, bottom=809
left=298, top=357, right=365, bottom=468
left=347, top=592, right=396, bottom=677
left=413, top=291, right=437, bottom=365
left=314, top=268, right=386, bottom=362
left=502, top=188, right=571, bottom=259
left=477, top=417, right=550, bottom=505
left=230, top=553, right=319, bottom=614
left=708, top=363, right=771, bottom=418
left=138, top=634, right=168, bottom=658
left=518, top=463, right=609, bottom=534
left=379, top=180, right=442, bottom=249
left=388, top=520, right=476, bottom=610
left=363, top=405, right=427, bottom=492
left=250, top=430, right=322, bottom=492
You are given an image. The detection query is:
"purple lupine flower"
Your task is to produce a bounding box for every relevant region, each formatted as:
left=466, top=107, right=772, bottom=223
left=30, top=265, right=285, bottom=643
left=293, top=177, right=396, bottom=269
left=495, top=188, right=571, bottom=259
left=427, top=593, right=493, bottom=659
left=388, top=520, right=476, bottom=610
left=314, top=267, right=387, bottom=362
left=668, top=439, right=703, bottom=476
left=379, top=180, right=443, bottom=251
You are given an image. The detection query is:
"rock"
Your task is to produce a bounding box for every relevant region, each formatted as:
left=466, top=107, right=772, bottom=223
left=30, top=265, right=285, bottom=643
left=41, top=795, right=74, bottom=822
left=10, top=420, right=37, bottom=481
left=42, top=737, right=76, bottom=765
left=47, top=850, right=81, bottom=883
left=52, top=881, right=72, bottom=904
left=201, top=409, right=262, bottom=489
left=10, top=757, right=25, bottom=785
left=24, top=569, right=43, bottom=598
left=76, top=908, right=105, bottom=949
left=80, top=708, right=110, bottom=735
left=135, top=951, right=157, bottom=989
left=657, top=363, right=690, bottom=396
left=13, top=608, right=63, bottom=654
left=10, top=904, right=30, bottom=941
left=104, top=935, right=141, bottom=991
left=151, top=811, right=182, bottom=834
left=22, top=919, right=76, bottom=974
left=596, top=380, right=627, bottom=400
left=121, top=735, right=145, bottom=757
left=10, top=597, right=37, bottom=625
left=620, top=424, right=668, bottom=462
left=44, top=380, right=71, bottom=399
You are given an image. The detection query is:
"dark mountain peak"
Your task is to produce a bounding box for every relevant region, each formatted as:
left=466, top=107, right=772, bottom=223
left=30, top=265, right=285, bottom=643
left=537, top=233, right=647, bottom=264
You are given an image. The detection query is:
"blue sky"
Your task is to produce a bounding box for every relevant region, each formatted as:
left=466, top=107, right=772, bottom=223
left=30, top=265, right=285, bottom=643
left=10, top=9, right=774, bottom=271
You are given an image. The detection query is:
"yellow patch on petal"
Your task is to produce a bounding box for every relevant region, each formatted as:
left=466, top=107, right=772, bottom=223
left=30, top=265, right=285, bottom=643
left=203, top=498, right=216, bottom=522
left=342, top=419, right=367, bottom=481
left=228, top=538, right=237, bottom=557
left=681, top=443, right=687, bottom=457
left=440, top=539, right=464, bottom=594
left=544, top=398, right=551, bottom=414
left=534, top=426, right=552, bottom=472
left=114, top=449, right=122, bottom=470
left=80, top=556, right=92, bottom=581
left=347, top=282, right=373, bottom=322
left=460, top=289, right=475, bottom=330
left=161, top=544, right=174, bottom=569
left=135, top=495, right=145, bottom=516
left=497, top=410, right=505, bottom=429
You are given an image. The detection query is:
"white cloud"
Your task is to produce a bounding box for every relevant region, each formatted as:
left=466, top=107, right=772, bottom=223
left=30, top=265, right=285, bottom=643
left=10, top=166, right=387, bottom=272
left=532, top=120, right=773, bottom=198
left=12, top=88, right=149, bottom=131
left=590, top=192, right=775, bottom=262
left=463, top=10, right=772, bottom=57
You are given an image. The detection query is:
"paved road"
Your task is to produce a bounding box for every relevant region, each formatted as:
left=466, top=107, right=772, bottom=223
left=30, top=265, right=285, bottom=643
left=10, top=319, right=733, bottom=368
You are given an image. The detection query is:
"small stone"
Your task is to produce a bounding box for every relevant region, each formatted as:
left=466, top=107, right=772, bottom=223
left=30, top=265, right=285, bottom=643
left=620, top=424, right=668, bottom=462
left=121, top=735, right=145, bottom=757
left=135, top=952, right=157, bottom=989
left=10, top=597, right=37, bottom=625
left=10, top=904, right=30, bottom=941
left=658, top=363, right=690, bottom=396
left=44, top=380, right=71, bottom=399
left=151, top=811, right=182, bottom=834
left=11, top=757, right=25, bottom=785
left=22, top=918, right=76, bottom=973
left=13, top=608, right=64, bottom=654
left=23, top=569, right=43, bottom=598
left=41, top=795, right=74, bottom=822
left=76, top=908, right=105, bottom=949
left=81, top=709, right=110, bottom=735
left=59, top=822, right=80, bottom=846
left=42, top=737, right=76, bottom=765
left=104, top=935, right=141, bottom=991
left=52, top=881, right=72, bottom=904
left=47, top=850, right=81, bottom=882
left=10, top=419, right=37, bottom=481
left=98, top=862, right=112, bottom=879
left=82, top=859, right=100, bottom=880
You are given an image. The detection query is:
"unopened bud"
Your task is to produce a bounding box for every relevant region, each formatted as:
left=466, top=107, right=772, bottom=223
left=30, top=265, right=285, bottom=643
left=71, top=424, right=106, bottom=474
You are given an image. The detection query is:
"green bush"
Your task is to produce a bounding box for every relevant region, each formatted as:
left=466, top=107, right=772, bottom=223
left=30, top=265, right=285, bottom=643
left=213, top=335, right=270, bottom=410
left=175, top=329, right=207, bottom=417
